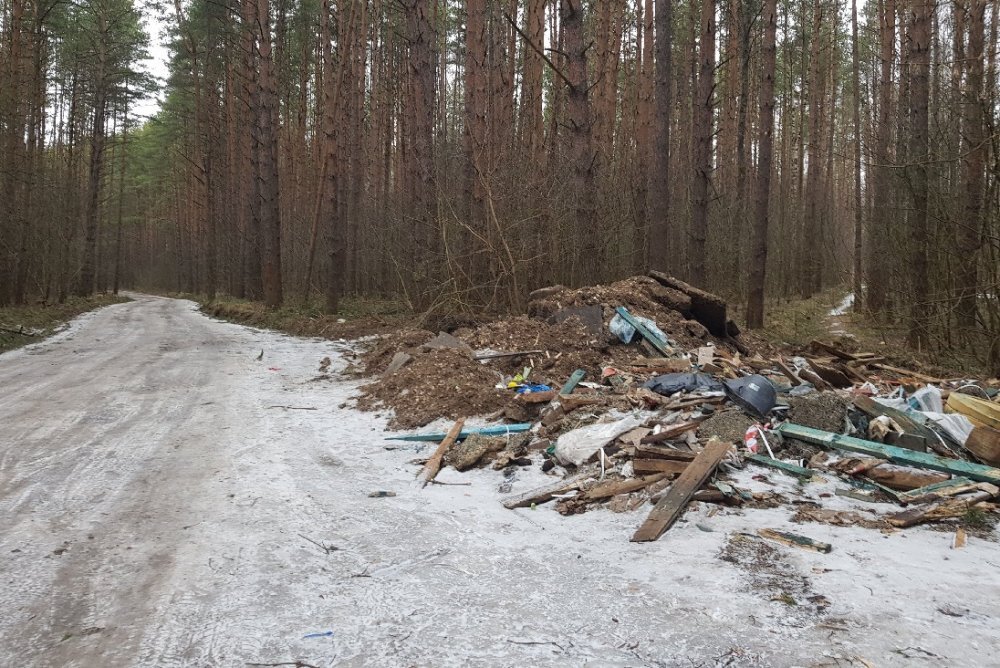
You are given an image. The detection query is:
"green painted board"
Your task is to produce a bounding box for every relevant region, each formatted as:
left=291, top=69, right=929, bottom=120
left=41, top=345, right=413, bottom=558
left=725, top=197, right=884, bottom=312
left=747, top=454, right=815, bottom=479
left=615, top=307, right=672, bottom=357
left=559, top=369, right=586, bottom=396
left=389, top=423, right=532, bottom=442
left=896, top=476, right=973, bottom=503
left=777, top=423, right=1000, bottom=485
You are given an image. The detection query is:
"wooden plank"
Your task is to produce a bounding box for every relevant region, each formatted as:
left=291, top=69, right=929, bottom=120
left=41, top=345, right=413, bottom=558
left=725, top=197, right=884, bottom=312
left=966, top=426, right=1000, bottom=466
left=501, top=469, right=595, bottom=509
left=852, top=395, right=940, bottom=453
left=516, top=389, right=558, bottom=404
left=809, top=339, right=859, bottom=360
left=631, top=438, right=731, bottom=542
left=416, top=419, right=466, bottom=487
left=633, top=458, right=690, bottom=475
left=615, top=306, right=672, bottom=357
left=869, top=362, right=942, bottom=384
left=895, top=477, right=974, bottom=504
left=474, top=349, right=545, bottom=360
left=888, top=487, right=997, bottom=528
left=774, top=357, right=802, bottom=386
left=776, top=423, right=1000, bottom=485
left=576, top=473, right=669, bottom=502
left=640, top=420, right=703, bottom=444
left=757, top=529, right=832, bottom=553
left=390, top=423, right=532, bottom=442
left=633, top=444, right=698, bottom=461
left=746, top=454, right=816, bottom=480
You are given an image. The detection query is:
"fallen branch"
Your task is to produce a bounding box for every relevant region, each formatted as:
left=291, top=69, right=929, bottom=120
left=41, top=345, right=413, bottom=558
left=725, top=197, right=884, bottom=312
left=267, top=405, right=319, bottom=410
left=247, top=662, right=319, bottom=668
left=0, top=326, right=37, bottom=337
left=297, top=533, right=339, bottom=555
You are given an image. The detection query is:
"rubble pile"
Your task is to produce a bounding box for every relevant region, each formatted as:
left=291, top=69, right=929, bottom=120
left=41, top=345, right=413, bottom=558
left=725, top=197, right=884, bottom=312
left=355, top=272, right=1000, bottom=544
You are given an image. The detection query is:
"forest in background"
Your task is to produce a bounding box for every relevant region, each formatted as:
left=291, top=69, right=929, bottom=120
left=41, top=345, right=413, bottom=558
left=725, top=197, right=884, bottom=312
left=1, top=0, right=999, bottom=372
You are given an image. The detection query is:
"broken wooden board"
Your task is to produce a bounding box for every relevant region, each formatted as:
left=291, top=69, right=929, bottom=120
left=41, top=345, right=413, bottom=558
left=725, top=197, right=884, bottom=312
left=390, top=423, right=532, bottom=442
left=776, top=423, right=1000, bottom=485
left=416, top=418, right=466, bottom=487
left=632, top=443, right=698, bottom=461
left=853, top=395, right=938, bottom=453
left=868, top=362, right=943, bottom=384
left=966, top=426, right=1000, bottom=466
left=516, top=389, right=558, bottom=404
left=473, top=349, right=545, bottom=361
left=615, top=306, right=672, bottom=357
left=501, top=469, right=595, bottom=509
left=946, top=392, right=1000, bottom=430
left=807, top=359, right=853, bottom=388
left=895, top=477, right=974, bottom=504
left=631, top=438, right=731, bottom=542
left=887, top=487, right=998, bottom=528
left=774, top=357, right=802, bottom=386
left=757, top=528, right=832, bottom=554
left=647, top=270, right=729, bottom=337
left=809, top=340, right=859, bottom=361
left=746, top=454, right=818, bottom=480
left=576, top=473, right=669, bottom=502
left=640, top=420, right=703, bottom=444
left=632, top=458, right=690, bottom=475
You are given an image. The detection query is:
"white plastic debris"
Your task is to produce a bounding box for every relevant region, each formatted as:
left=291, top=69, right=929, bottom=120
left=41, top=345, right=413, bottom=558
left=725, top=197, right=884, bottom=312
left=553, top=415, right=644, bottom=467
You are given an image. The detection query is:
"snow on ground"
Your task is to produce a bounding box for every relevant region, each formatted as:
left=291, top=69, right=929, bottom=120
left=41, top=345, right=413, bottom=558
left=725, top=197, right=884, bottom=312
left=1, top=294, right=998, bottom=667
left=829, top=293, right=855, bottom=318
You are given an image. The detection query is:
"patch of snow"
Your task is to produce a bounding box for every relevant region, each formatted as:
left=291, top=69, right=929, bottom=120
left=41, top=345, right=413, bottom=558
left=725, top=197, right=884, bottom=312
left=829, top=293, right=855, bottom=317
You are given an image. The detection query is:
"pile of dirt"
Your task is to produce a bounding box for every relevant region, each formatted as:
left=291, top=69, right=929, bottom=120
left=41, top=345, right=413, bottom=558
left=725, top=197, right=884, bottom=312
left=698, top=409, right=756, bottom=442
left=526, top=276, right=717, bottom=351
left=786, top=392, right=849, bottom=433
left=355, top=274, right=765, bottom=428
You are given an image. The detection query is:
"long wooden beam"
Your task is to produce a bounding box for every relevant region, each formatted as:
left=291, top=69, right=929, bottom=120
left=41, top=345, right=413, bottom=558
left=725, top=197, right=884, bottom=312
left=777, top=423, right=1000, bottom=485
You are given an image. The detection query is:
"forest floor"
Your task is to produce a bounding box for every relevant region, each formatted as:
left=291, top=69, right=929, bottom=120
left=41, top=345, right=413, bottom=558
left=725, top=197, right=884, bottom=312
left=1, top=294, right=999, bottom=667
left=0, top=294, right=128, bottom=354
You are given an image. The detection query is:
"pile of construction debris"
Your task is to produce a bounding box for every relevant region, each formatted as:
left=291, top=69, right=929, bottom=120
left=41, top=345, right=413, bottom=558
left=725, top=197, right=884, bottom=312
left=355, top=272, right=1000, bottom=545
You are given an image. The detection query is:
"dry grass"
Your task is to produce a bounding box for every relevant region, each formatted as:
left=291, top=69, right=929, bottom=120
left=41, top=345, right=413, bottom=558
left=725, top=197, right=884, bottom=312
left=0, top=294, right=129, bottom=354
left=197, top=294, right=413, bottom=340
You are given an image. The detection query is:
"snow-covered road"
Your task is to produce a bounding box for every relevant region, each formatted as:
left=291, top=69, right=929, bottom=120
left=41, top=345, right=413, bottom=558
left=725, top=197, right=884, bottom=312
left=1, top=295, right=998, bottom=667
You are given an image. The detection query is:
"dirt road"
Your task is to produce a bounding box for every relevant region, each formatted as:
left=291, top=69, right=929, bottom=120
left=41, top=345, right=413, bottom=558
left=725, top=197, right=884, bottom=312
left=2, top=295, right=998, bottom=667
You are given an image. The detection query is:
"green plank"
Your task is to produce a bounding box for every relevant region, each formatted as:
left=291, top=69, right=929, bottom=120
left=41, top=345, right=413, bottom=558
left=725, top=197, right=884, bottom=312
left=777, top=423, right=1000, bottom=485
left=895, top=477, right=973, bottom=504
left=389, top=423, right=532, bottom=442
left=559, top=369, right=586, bottom=396
left=615, top=307, right=672, bottom=357
left=747, top=454, right=816, bottom=480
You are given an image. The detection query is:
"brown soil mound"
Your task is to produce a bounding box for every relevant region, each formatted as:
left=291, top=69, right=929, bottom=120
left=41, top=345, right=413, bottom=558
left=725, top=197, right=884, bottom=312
left=357, top=348, right=514, bottom=430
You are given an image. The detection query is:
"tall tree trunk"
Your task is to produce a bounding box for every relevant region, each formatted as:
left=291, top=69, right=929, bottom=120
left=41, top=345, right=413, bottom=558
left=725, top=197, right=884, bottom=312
left=77, top=15, right=108, bottom=297
left=647, top=0, right=672, bottom=271
left=957, top=0, right=985, bottom=330
left=689, top=0, right=714, bottom=286
left=404, top=0, right=436, bottom=307
left=868, top=0, right=894, bottom=311
left=906, top=0, right=931, bottom=347
left=559, top=0, right=597, bottom=281
left=256, top=0, right=284, bottom=307
left=746, top=0, right=777, bottom=329
left=850, top=0, right=863, bottom=310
